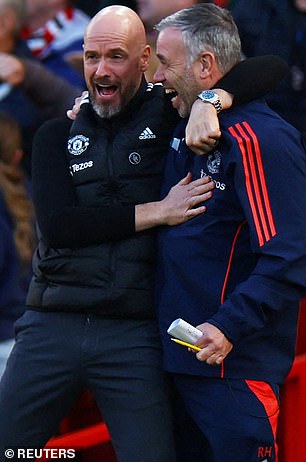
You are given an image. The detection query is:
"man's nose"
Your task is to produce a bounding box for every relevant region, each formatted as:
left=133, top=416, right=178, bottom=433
left=153, top=65, right=165, bottom=83
left=95, top=58, right=110, bottom=77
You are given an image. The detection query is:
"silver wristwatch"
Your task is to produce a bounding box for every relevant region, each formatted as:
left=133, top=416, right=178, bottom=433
left=197, top=90, right=222, bottom=114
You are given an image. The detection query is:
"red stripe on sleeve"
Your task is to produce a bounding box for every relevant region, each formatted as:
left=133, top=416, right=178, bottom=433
left=228, top=123, right=276, bottom=246
left=242, top=121, right=276, bottom=238
left=228, top=126, right=264, bottom=246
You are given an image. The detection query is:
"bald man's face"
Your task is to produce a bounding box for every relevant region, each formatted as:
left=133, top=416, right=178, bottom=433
left=83, top=13, right=150, bottom=118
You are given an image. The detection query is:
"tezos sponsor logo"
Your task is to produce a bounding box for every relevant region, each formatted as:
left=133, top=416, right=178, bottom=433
left=68, top=135, right=89, bottom=156
left=200, top=169, right=226, bottom=191
left=70, top=160, right=94, bottom=174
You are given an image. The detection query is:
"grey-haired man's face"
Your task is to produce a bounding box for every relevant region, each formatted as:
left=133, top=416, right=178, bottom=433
left=154, top=27, right=201, bottom=117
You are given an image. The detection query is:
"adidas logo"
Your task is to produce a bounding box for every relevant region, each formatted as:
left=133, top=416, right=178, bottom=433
left=139, top=127, right=156, bottom=140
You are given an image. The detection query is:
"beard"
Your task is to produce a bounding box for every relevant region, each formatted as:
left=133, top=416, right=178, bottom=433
left=91, top=99, right=122, bottom=119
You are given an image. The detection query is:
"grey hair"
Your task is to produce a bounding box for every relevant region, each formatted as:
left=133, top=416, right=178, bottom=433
left=155, top=3, right=241, bottom=74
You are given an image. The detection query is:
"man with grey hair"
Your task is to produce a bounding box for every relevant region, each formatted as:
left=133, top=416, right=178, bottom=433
left=153, top=4, right=306, bottom=461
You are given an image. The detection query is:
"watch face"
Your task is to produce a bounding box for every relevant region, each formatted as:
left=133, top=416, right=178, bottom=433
left=202, top=90, right=216, bottom=100
left=198, top=90, right=222, bottom=113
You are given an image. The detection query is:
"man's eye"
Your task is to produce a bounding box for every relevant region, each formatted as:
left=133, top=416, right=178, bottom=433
left=85, top=54, right=97, bottom=61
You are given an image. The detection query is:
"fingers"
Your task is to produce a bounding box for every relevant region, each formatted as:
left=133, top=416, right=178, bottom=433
left=178, top=172, right=214, bottom=190
left=196, top=348, right=224, bottom=366
left=187, top=179, right=215, bottom=201
left=67, top=91, right=90, bottom=120
left=189, top=137, right=220, bottom=156
left=179, top=176, right=214, bottom=217
left=178, top=172, right=193, bottom=185
left=185, top=191, right=213, bottom=214
left=185, top=205, right=207, bottom=218
left=66, top=109, right=76, bottom=120
left=188, top=178, right=215, bottom=194
left=195, top=341, right=232, bottom=365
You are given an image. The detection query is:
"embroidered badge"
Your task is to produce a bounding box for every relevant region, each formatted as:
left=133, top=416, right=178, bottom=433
left=129, top=152, right=142, bottom=165
left=207, top=150, right=222, bottom=174
left=68, top=135, right=90, bottom=156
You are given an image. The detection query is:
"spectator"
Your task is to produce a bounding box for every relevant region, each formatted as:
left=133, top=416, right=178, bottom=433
left=136, top=0, right=213, bottom=80
left=73, top=1, right=137, bottom=17
left=0, top=0, right=83, bottom=174
left=0, top=52, right=83, bottom=120
left=21, top=0, right=90, bottom=87
left=232, top=0, right=306, bottom=132
left=0, top=112, right=35, bottom=377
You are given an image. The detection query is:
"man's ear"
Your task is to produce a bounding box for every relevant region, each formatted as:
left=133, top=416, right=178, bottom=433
left=140, top=45, right=151, bottom=72
left=198, top=51, right=214, bottom=78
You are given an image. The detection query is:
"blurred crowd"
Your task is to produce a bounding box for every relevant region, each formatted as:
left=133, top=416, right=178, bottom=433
left=1, top=0, right=306, bottom=379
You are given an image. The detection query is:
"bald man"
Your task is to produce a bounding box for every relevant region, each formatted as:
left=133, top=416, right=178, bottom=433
left=0, top=4, right=288, bottom=460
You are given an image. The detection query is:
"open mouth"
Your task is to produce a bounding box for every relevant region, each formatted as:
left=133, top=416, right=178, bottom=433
left=165, top=88, right=177, bottom=97
left=165, top=88, right=181, bottom=109
left=95, top=83, right=118, bottom=97
left=165, top=88, right=178, bottom=104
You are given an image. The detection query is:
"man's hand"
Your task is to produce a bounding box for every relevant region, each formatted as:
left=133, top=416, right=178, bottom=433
left=135, top=172, right=214, bottom=231
left=0, top=53, right=25, bottom=86
left=194, top=322, right=233, bottom=365
left=159, top=172, right=214, bottom=225
left=186, top=100, right=221, bottom=155
left=186, top=89, right=234, bottom=155
left=66, top=90, right=89, bottom=120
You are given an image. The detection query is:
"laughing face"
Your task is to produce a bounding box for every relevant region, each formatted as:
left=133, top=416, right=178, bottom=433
left=83, top=9, right=150, bottom=118
left=154, top=27, right=201, bottom=118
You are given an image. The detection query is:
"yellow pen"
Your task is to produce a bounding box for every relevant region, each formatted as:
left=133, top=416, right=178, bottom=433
left=170, top=338, right=201, bottom=352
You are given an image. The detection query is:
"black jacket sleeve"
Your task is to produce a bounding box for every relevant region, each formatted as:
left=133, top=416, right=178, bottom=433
left=217, top=55, right=289, bottom=104
left=32, top=118, right=135, bottom=248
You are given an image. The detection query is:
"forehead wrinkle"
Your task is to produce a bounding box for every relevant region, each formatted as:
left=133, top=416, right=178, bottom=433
left=85, top=32, right=130, bottom=49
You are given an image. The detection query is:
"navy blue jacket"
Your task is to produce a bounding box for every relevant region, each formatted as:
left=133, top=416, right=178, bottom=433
left=156, top=99, right=306, bottom=384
